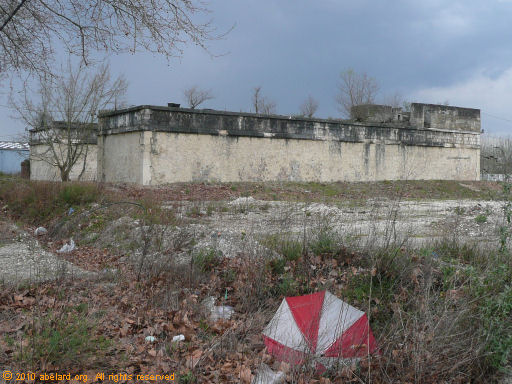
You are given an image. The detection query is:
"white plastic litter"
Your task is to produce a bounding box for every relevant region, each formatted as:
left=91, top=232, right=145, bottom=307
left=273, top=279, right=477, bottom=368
left=34, top=227, right=47, bottom=236
left=57, top=238, right=75, bottom=253
left=211, top=305, right=234, bottom=321
left=172, top=334, right=185, bottom=342
left=145, top=336, right=156, bottom=343
left=252, top=364, right=285, bottom=384
left=202, top=296, right=235, bottom=321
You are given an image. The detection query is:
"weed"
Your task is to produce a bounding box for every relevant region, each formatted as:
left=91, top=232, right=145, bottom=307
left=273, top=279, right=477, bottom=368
left=85, top=214, right=107, bottom=232
left=262, top=234, right=302, bottom=261
left=432, top=240, right=482, bottom=264
left=193, top=248, right=221, bottom=273
left=471, top=260, right=512, bottom=370
left=75, top=302, right=88, bottom=313
left=440, top=264, right=457, bottom=290
left=342, top=271, right=395, bottom=327
left=179, top=372, right=196, bottom=384
left=58, top=183, right=100, bottom=206
left=309, top=227, right=339, bottom=255
left=454, top=206, right=466, bottom=215
left=267, top=258, right=286, bottom=276
left=18, top=308, right=110, bottom=370
left=0, top=179, right=102, bottom=223
left=4, top=334, right=15, bottom=347
left=187, top=205, right=201, bottom=217
left=221, top=268, right=236, bottom=284
left=475, top=214, right=487, bottom=224
left=271, top=275, right=298, bottom=297
left=307, top=182, right=339, bottom=197
left=197, top=319, right=214, bottom=342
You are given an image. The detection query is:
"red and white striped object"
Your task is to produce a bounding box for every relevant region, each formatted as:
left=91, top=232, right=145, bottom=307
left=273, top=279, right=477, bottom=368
left=263, top=291, right=378, bottom=367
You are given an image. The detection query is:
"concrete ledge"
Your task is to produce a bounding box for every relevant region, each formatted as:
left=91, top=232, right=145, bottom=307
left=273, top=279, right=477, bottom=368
left=98, top=106, right=480, bottom=149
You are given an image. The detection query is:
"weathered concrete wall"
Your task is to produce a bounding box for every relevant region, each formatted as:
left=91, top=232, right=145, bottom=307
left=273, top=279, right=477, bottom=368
left=143, top=132, right=479, bottom=183
left=351, top=104, right=396, bottom=123
left=97, top=132, right=145, bottom=184
left=97, top=105, right=481, bottom=184
left=30, top=144, right=97, bottom=181
left=410, top=103, right=481, bottom=131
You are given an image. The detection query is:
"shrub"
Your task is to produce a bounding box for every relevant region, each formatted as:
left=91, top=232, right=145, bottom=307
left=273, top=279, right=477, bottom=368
left=0, top=179, right=102, bottom=223
left=193, top=248, right=221, bottom=273
left=261, top=234, right=303, bottom=261
left=270, top=275, right=298, bottom=297
left=432, top=240, right=483, bottom=264
left=309, top=227, right=339, bottom=255
left=57, top=183, right=100, bottom=206
left=267, top=258, right=286, bottom=276
left=471, top=260, right=512, bottom=371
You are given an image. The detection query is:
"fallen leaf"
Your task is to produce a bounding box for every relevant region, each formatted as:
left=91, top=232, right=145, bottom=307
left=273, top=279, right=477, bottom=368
left=239, top=366, right=252, bottom=384
left=186, top=349, right=203, bottom=369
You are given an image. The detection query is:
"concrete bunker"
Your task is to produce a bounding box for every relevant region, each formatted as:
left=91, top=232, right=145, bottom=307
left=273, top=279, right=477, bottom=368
left=94, top=102, right=481, bottom=184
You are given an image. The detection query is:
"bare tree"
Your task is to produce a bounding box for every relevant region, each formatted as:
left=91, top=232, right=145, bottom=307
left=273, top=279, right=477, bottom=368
left=336, top=68, right=379, bottom=118
left=0, top=0, right=221, bottom=75
left=183, top=86, right=214, bottom=109
left=11, top=61, right=127, bottom=181
left=252, top=86, right=277, bottom=115
left=299, top=95, right=319, bottom=118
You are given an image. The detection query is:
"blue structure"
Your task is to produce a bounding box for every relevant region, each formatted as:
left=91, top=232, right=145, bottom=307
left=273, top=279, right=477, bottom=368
left=0, top=142, right=29, bottom=174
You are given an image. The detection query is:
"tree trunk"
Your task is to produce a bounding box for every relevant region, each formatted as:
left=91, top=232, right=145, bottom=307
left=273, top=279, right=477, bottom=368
left=60, top=168, right=70, bottom=182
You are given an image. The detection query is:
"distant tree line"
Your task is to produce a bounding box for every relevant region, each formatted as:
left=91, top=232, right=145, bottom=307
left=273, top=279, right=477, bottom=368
left=180, top=67, right=399, bottom=119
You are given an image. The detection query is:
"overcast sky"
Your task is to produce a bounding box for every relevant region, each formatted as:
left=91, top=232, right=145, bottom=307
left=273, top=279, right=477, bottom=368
left=2, top=0, right=512, bottom=140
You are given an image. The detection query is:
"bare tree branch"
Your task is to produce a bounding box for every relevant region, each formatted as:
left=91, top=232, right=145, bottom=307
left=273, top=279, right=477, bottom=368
left=336, top=68, right=379, bottom=118
left=0, top=0, right=224, bottom=75
left=0, top=0, right=28, bottom=32
left=183, top=85, right=214, bottom=109
left=252, top=86, right=276, bottom=115
left=10, top=61, right=127, bottom=181
left=299, top=95, right=318, bottom=118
